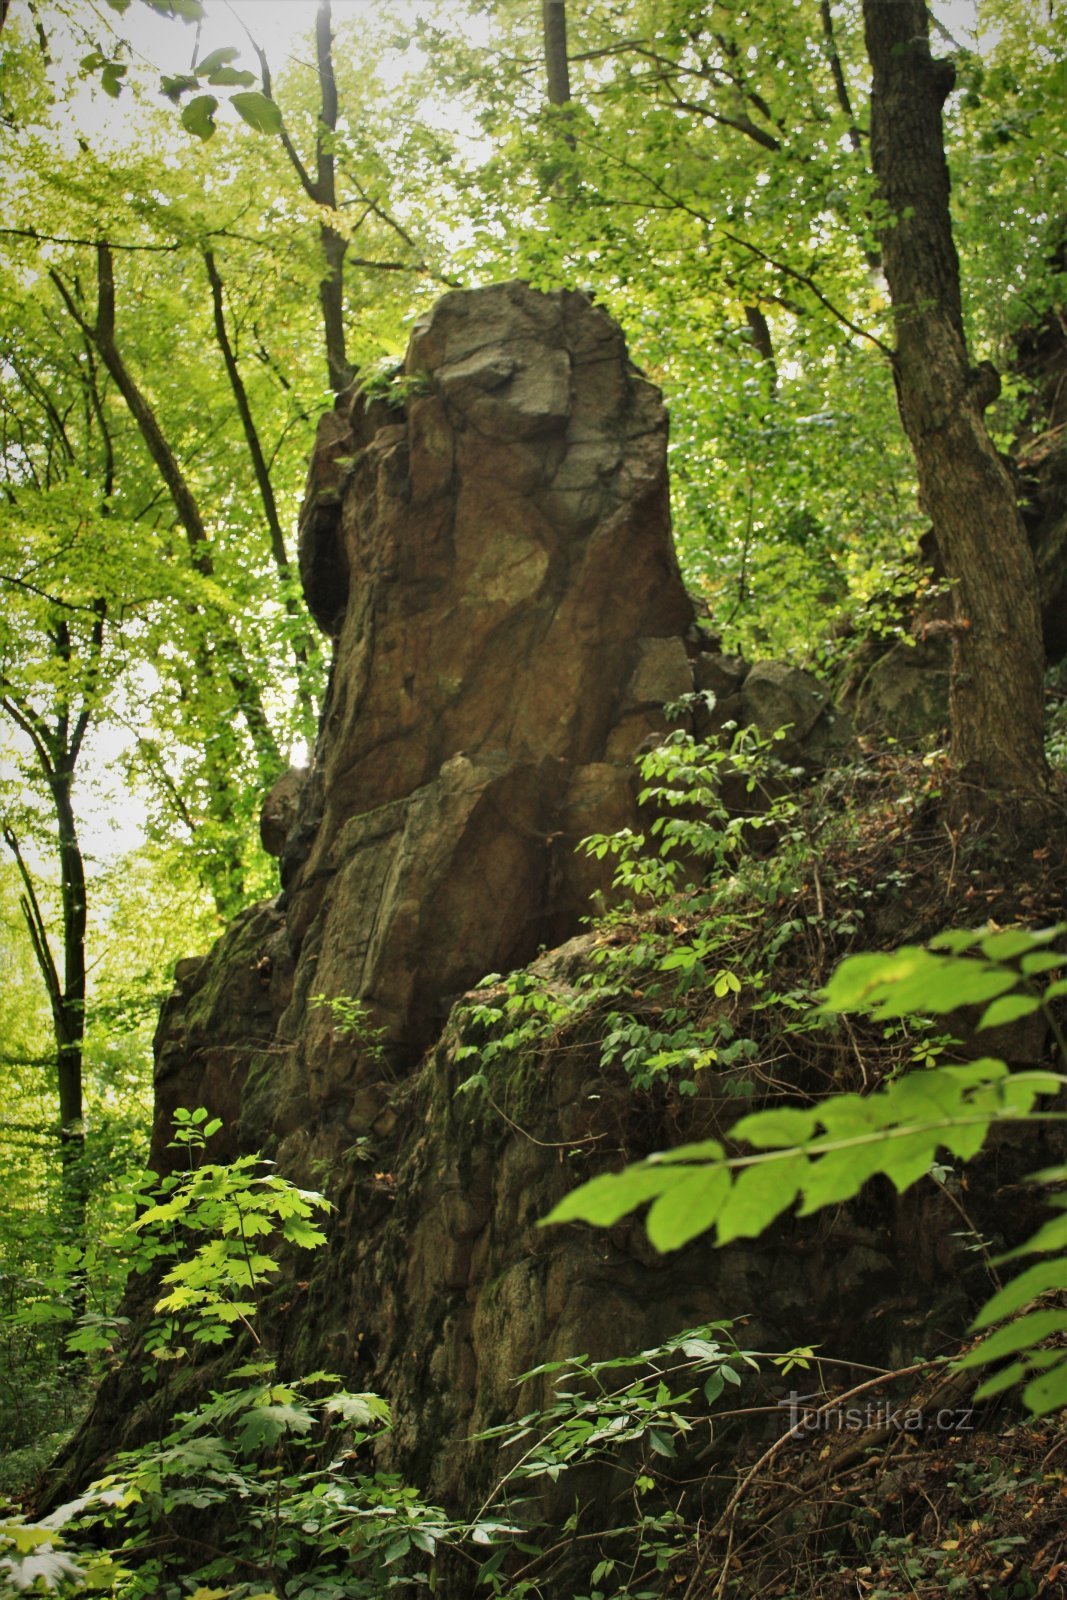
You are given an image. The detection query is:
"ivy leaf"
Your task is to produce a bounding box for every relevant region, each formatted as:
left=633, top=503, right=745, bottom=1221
left=181, top=95, right=218, bottom=140
left=230, top=92, right=283, bottom=135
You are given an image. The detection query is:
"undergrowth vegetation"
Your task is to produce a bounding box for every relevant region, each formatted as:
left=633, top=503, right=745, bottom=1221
left=3, top=712, right=1065, bottom=1600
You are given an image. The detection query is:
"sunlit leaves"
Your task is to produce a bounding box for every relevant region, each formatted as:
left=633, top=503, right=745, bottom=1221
left=546, top=925, right=1067, bottom=1414
left=547, top=1056, right=1057, bottom=1244
left=180, top=93, right=218, bottom=140
left=229, top=91, right=284, bottom=135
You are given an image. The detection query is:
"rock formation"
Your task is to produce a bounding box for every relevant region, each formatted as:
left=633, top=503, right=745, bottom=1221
left=65, top=283, right=1007, bottom=1540
left=241, top=281, right=703, bottom=1172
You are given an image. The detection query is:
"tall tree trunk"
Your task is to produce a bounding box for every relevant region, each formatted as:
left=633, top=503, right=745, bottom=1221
left=862, top=0, right=1050, bottom=823
left=50, top=247, right=282, bottom=781
left=3, top=818, right=87, bottom=1287
left=314, top=1, right=351, bottom=392
left=203, top=248, right=317, bottom=725
left=542, top=0, right=571, bottom=106
left=744, top=304, right=777, bottom=391
left=52, top=769, right=88, bottom=1259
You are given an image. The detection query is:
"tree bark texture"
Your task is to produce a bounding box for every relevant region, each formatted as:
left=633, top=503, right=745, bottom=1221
left=542, top=0, right=572, bottom=105
left=863, top=0, right=1050, bottom=819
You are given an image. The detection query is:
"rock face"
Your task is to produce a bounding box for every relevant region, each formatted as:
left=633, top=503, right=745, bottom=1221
left=248, top=281, right=703, bottom=1173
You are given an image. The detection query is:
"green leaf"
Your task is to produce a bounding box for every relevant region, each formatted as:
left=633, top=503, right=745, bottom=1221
left=161, top=73, right=199, bottom=102
left=979, top=928, right=1046, bottom=961
left=717, top=1156, right=806, bottom=1244
left=281, top=1218, right=327, bottom=1249
left=971, top=1258, right=1067, bottom=1329
left=648, top=1138, right=725, bottom=1165
left=1019, top=951, right=1065, bottom=976
left=1022, top=1356, right=1067, bottom=1417
left=235, top=1401, right=314, bottom=1452
left=207, top=68, right=257, bottom=88
left=145, top=0, right=206, bottom=17
left=229, top=91, right=283, bottom=135
left=646, top=1166, right=731, bottom=1251
left=977, top=994, right=1041, bottom=1030
left=929, top=929, right=985, bottom=954
left=703, top=1370, right=725, bottom=1404
left=543, top=1167, right=668, bottom=1228
left=101, top=63, right=127, bottom=98
left=972, top=1358, right=1029, bottom=1399
left=823, top=946, right=1018, bottom=1019
left=181, top=94, right=218, bottom=140
left=732, top=1106, right=818, bottom=1148
left=957, top=1308, right=1067, bottom=1368
left=324, top=1391, right=390, bottom=1427
left=196, top=46, right=240, bottom=74
left=998, top=1211, right=1067, bottom=1260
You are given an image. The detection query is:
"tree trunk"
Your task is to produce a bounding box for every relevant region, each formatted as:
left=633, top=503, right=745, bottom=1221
left=203, top=248, right=317, bottom=725
left=52, top=769, right=89, bottom=1268
left=315, top=1, right=352, bottom=393
left=3, top=817, right=87, bottom=1289
left=542, top=0, right=571, bottom=106
left=862, top=0, right=1050, bottom=824
left=51, top=246, right=283, bottom=781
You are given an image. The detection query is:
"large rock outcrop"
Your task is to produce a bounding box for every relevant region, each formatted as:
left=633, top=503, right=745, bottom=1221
left=237, top=280, right=706, bottom=1177
left=56, top=285, right=1058, bottom=1552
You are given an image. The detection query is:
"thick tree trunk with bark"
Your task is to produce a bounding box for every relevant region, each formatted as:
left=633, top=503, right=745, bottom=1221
left=862, top=0, right=1051, bottom=823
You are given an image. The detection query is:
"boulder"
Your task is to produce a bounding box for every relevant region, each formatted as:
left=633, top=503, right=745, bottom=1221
left=852, top=636, right=951, bottom=746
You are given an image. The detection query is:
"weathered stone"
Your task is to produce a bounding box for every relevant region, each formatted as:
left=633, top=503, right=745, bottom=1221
left=276, top=281, right=694, bottom=1119
left=741, top=660, right=829, bottom=744
left=259, top=765, right=306, bottom=857
left=693, top=650, right=748, bottom=699
left=624, top=636, right=694, bottom=709
left=852, top=637, right=951, bottom=746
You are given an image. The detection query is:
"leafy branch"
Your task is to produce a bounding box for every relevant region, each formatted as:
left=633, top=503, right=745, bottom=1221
left=547, top=924, right=1067, bottom=1416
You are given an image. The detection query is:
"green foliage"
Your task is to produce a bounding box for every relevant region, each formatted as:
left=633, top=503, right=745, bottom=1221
left=546, top=925, right=1067, bottom=1416
left=456, top=719, right=812, bottom=1100
left=584, top=716, right=804, bottom=905
left=310, top=993, right=390, bottom=1075
left=0, top=1112, right=497, bottom=1598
